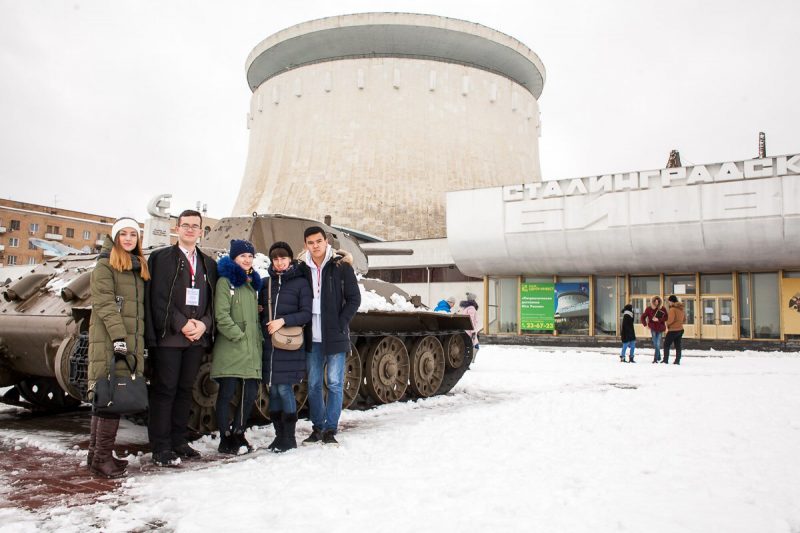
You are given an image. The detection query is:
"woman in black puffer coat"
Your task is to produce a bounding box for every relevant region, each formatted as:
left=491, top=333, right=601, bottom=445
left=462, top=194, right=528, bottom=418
left=259, top=241, right=312, bottom=452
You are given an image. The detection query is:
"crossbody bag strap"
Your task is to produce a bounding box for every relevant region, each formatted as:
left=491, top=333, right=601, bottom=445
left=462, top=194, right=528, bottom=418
left=267, top=278, right=273, bottom=322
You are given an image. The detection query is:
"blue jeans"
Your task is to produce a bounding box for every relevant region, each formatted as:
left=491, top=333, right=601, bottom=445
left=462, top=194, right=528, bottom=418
left=621, top=341, right=635, bottom=360
left=269, top=383, right=296, bottom=413
left=651, top=330, right=663, bottom=362
left=306, top=343, right=346, bottom=433
left=215, top=377, right=258, bottom=434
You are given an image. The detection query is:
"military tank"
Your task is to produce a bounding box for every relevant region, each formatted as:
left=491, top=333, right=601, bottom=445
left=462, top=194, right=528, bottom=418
left=0, top=214, right=475, bottom=433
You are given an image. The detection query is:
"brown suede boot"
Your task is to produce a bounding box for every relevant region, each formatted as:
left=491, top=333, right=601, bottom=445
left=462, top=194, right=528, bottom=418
left=90, top=417, right=126, bottom=478
left=87, top=415, right=128, bottom=469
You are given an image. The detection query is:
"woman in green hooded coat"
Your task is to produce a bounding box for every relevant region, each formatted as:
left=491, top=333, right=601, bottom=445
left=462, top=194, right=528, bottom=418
left=211, top=239, right=263, bottom=454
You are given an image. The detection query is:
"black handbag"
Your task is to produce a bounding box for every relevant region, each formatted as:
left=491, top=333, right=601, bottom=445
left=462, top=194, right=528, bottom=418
left=92, top=351, right=148, bottom=415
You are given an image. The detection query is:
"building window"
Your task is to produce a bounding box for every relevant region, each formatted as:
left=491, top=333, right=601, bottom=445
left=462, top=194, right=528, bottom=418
left=752, top=273, right=779, bottom=339
left=10, top=220, right=21, bottom=231
left=29, top=223, right=39, bottom=233
left=83, top=230, right=91, bottom=240
left=701, top=273, right=733, bottom=294
left=429, top=266, right=480, bottom=283
left=521, top=277, right=554, bottom=334
left=665, top=275, right=696, bottom=296
left=9, top=237, right=19, bottom=247
left=27, top=257, right=37, bottom=265
left=738, top=273, right=751, bottom=338
left=97, top=232, right=103, bottom=240
left=630, top=275, right=660, bottom=296
left=488, top=277, right=518, bottom=334
left=46, top=225, right=61, bottom=235
left=66, top=228, right=75, bottom=238
left=594, top=276, right=619, bottom=336
left=28, top=241, right=37, bottom=250
left=7, top=255, right=17, bottom=265
left=555, top=277, right=590, bottom=335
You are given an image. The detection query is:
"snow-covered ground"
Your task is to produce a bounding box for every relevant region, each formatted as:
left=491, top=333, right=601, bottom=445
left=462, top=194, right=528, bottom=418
left=2, top=345, right=800, bottom=532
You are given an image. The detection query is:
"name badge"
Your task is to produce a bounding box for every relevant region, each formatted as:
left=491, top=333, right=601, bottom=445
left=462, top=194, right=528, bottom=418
left=186, top=288, right=200, bottom=306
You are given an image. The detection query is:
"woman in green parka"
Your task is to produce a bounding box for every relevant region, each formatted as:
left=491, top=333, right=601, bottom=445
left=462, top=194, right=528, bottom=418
left=211, top=239, right=263, bottom=454
left=87, top=218, right=149, bottom=478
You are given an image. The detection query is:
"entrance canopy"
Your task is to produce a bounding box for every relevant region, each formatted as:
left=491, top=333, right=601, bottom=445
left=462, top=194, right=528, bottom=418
left=447, top=155, right=800, bottom=276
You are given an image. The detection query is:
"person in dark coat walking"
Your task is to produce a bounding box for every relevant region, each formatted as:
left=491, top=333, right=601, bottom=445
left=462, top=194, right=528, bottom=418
left=145, top=209, right=218, bottom=467
left=299, top=226, right=361, bottom=446
left=259, top=241, right=312, bottom=452
left=620, top=303, right=636, bottom=363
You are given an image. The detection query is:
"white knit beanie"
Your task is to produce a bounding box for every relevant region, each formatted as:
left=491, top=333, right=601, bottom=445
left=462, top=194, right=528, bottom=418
left=111, top=217, right=140, bottom=241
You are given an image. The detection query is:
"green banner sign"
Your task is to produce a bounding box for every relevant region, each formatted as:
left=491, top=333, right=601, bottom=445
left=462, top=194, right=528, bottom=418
left=520, top=282, right=555, bottom=330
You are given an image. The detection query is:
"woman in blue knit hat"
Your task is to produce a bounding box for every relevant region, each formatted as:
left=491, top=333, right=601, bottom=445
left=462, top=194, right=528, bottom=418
left=211, top=239, right=262, bottom=454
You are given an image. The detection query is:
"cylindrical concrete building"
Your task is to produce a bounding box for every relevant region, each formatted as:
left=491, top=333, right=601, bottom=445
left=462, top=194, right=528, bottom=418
left=232, top=13, right=546, bottom=240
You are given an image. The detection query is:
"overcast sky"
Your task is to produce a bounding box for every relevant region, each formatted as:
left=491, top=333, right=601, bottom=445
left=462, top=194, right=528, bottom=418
left=1, top=0, right=798, bottom=223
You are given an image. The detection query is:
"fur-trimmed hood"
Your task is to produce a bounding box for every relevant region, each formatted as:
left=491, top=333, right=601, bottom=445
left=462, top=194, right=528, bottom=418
left=298, top=245, right=353, bottom=268
left=217, top=255, right=263, bottom=291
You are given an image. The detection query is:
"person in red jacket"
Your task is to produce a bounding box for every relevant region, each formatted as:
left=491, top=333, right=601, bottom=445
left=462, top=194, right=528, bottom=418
left=640, top=296, right=668, bottom=363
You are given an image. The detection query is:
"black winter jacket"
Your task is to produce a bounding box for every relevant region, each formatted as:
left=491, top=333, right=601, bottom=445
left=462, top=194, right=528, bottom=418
left=299, top=250, right=361, bottom=356
left=259, top=261, right=312, bottom=385
left=144, top=244, right=218, bottom=350
left=621, top=309, right=636, bottom=343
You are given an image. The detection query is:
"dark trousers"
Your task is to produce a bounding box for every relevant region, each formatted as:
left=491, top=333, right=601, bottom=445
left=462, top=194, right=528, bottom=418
left=147, top=346, right=204, bottom=452
left=663, top=330, right=684, bottom=364
left=215, top=377, right=259, bottom=435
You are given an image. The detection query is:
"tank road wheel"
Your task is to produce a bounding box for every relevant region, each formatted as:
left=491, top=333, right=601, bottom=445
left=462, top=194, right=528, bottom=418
left=318, top=342, right=362, bottom=409
left=254, top=383, right=271, bottom=422
left=364, top=336, right=409, bottom=404
left=409, top=336, right=445, bottom=398
left=436, top=333, right=474, bottom=396
left=446, top=333, right=468, bottom=369
left=342, top=343, right=362, bottom=409
left=188, top=361, right=219, bottom=433
left=255, top=382, right=308, bottom=423
left=54, top=335, right=89, bottom=401
left=293, top=381, right=308, bottom=411
left=15, top=377, right=81, bottom=411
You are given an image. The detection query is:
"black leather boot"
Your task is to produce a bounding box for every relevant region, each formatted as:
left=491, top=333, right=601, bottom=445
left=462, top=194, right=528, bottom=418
left=274, top=412, right=297, bottom=453
left=88, top=415, right=128, bottom=469
left=90, top=417, right=126, bottom=478
left=267, top=411, right=283, bottom=451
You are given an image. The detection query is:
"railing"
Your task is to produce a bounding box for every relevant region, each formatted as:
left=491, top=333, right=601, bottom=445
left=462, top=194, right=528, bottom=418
left=44, top=233, right=63, bottom=241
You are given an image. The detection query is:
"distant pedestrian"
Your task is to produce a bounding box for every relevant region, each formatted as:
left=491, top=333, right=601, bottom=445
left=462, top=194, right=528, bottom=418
left=664, top=295, right=686, bottom=365
left=640, top=296, right=668, bottom=363
left=87, top=218, right=149, bottom=478
left=260, top=241, right=312, bottom=453
left=434, top=296, right=456, bottom=313
left=459, top=292, right=481, bottom=351
left=620, top=304, right=636, bottom=363
left=211, top=240, right=263, bottom=454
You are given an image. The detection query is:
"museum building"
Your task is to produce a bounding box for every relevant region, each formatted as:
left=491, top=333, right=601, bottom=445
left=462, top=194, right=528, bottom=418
left=446, top=153, right=800, bottom=345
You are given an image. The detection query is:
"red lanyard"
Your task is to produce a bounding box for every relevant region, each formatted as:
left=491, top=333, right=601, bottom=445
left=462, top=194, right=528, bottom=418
left=185, top=250, right=197, bottom=288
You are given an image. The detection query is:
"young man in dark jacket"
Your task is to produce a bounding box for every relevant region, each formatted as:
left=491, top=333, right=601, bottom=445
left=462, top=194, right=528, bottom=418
left=299, top=226, right=361, bottom=446
left=145, top=209, right=218, bottom=466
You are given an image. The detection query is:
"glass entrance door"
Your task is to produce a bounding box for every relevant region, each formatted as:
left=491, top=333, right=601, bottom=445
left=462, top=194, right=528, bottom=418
left=682, top=297, right=696, bottom=338
left=630, top=296, right=650, bottom=338
left=701, top=297, right=734, bottom=339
